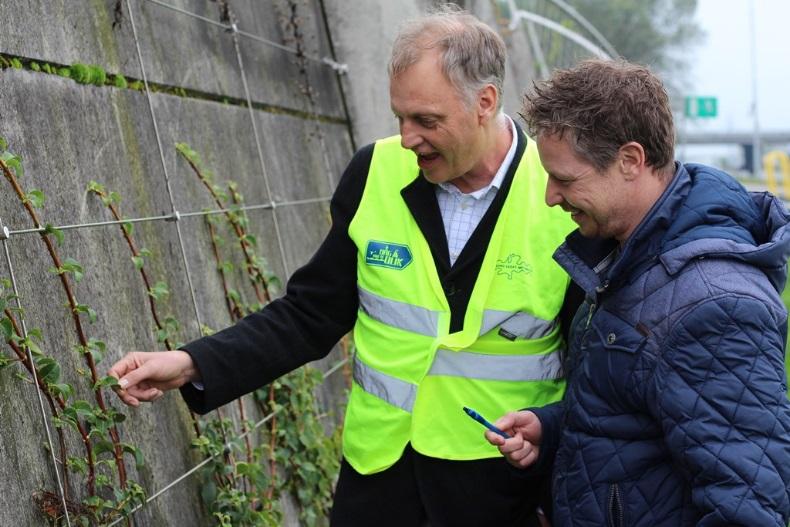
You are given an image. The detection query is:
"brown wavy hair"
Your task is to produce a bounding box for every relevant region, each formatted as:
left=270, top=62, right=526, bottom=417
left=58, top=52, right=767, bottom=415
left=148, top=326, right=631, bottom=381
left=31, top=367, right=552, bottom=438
left=521, top=59, right=675, bottom=173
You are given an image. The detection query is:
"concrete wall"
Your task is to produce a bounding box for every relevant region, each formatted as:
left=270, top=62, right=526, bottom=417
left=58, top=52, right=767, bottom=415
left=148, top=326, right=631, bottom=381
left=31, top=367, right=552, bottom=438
left=325, top=0, right=539, bottom=147
left=0, top=1, right=351, bottom=525
left=0, top=1, right=538, bottom=524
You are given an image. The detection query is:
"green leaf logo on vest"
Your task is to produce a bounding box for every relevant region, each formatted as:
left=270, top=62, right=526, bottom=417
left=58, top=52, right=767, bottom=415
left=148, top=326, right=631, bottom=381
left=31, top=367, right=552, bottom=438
left=365, top=240, right=413, bottom=270
left=496, top=253, right=532, bottom=279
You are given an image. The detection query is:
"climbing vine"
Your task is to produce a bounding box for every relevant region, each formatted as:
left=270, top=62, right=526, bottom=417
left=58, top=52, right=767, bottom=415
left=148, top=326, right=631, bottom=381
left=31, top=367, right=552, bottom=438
left=0, top=5, right=349, bottom=517
left=0, top=138, right=145, bottom=526
left=175, top=143, right=342, bottom=526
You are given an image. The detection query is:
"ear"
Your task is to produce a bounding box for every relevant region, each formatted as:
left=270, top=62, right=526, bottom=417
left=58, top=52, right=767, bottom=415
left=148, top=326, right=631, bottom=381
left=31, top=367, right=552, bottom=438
left=618, top=142, right=646, bottom=181
left=477, top=84, right=498, bottom=123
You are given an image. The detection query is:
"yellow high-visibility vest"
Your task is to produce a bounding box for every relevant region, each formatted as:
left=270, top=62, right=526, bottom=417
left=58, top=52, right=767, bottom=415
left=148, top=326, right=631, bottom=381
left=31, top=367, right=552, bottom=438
left=345, top=134, right=575, bottom=474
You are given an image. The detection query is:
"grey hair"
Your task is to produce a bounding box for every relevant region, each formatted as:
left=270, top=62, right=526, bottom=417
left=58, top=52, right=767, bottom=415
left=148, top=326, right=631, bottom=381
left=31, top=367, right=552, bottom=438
left=388, top=4, right=506, bottom=111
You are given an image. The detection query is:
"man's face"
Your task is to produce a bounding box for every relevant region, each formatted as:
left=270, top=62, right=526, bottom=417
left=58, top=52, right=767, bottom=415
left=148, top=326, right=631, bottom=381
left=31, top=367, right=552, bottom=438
left=389, top=50, right=484, bottom=184
left=538, top=133, right=631, bottom=241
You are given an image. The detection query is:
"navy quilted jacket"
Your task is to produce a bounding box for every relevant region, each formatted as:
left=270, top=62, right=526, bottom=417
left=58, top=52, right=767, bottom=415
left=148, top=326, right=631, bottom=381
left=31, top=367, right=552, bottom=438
left=534, top=163, right=790, bottom=526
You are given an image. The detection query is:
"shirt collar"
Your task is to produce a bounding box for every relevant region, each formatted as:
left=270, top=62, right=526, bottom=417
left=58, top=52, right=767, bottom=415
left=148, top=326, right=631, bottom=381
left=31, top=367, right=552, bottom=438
left=438, top=115, right=518, bottom=200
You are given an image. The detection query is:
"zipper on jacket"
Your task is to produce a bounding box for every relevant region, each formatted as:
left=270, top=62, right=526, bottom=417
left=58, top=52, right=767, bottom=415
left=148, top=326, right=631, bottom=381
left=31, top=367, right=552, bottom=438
left=607, top=483, right=624, bottom=527
left=585, top=301, right=596, bottom=329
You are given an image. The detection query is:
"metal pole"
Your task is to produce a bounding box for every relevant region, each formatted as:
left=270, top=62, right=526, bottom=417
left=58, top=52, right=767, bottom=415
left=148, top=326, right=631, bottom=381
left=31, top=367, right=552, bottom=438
left=749, top=0, right=762, bottom=179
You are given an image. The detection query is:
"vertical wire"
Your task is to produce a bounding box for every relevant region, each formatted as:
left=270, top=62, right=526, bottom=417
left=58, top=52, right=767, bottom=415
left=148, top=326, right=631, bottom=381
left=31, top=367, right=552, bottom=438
left=1, top=227, right=72, bottom=527
left=124, top=0, right=204, bottom=329
left=227, top=21, right=291, bottom=279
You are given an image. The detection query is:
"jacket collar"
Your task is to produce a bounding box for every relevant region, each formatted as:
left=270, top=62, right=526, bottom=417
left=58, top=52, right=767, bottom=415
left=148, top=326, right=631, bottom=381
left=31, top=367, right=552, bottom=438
left=555, top=161, right=790, bottom=296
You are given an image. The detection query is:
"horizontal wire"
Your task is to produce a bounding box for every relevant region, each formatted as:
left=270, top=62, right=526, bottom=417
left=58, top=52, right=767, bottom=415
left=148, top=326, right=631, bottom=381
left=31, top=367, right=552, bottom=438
left=5, top=196, right=332, bottom=236
left=106, top=356, right=349, bottom=527
left=141, top=0, right=348, bottom=71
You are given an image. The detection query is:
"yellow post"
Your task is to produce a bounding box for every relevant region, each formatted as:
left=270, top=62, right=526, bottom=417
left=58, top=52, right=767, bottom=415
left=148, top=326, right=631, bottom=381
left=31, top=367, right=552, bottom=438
left=763, top=150, right=790, bottom=199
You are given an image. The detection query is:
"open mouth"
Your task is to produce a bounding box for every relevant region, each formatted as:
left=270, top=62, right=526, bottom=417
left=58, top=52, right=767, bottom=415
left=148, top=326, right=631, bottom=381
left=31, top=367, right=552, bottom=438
left=416, top=152, right=440, bottom=168
left=563, top=205, right=583, bottom=221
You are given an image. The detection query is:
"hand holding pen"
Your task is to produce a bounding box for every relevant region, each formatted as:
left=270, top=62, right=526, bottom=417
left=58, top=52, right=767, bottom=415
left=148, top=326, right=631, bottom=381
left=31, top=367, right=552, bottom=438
left=480, top=409, right=543, bottom=469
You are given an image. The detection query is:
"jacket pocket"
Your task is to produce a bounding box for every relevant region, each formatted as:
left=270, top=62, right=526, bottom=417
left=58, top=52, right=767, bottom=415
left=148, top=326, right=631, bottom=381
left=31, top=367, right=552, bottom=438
left=591, top=309, right=647, bottom=355
left=607, top=483, right=626, bottom=527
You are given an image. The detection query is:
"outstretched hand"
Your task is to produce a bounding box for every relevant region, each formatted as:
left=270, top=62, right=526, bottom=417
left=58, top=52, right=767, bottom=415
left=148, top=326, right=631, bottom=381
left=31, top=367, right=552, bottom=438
left=484, top=410, right=543, bottom=468
left=108, top=350, right=199, bottom=407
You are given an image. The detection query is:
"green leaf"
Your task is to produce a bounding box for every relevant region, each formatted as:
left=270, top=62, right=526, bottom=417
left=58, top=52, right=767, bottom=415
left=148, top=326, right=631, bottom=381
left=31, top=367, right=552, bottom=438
left=49, top=383, right=74, bottom=400
left=131, top=255, right=144, bottom=270
left=43, top=224, right=64, bottom=246
left=0, top=137, right=7, bottom=151
left=95, top=375, right=119, bottom=389
left=23, top=337, right=42, bottom=356
left=88, top=345, right=105, bottom=365
left=122, top=443, right=145, bottom=469
left=61, top=257, right=84, bottom=282
left=148, top=281, right=169, bottom=301
left=70, top=400, right=93, bottom=418
left=74, top=303, right=97, bottom=323
left=122, top=221, right=134, bottom=235
left=37, top=358, right=61, bottom=384
left=67, top=456, right=88, bottom=474
left=86, top=180, right=104, bottom=194
left=88, top=338, right=106, bottom=353
left=0, top=318, right=12, bottom=340
left=1, top=151, right=24, bottom=178
left=139, top=247, right=152, bottom=258
left=241, top=233, right=257, bottom=247
left=25, top=189, right=45, bottom=208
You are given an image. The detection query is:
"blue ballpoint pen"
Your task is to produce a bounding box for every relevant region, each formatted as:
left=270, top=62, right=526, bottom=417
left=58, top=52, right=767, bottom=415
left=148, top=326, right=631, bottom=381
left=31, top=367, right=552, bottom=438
left=463, top=406, right=511, bottom=439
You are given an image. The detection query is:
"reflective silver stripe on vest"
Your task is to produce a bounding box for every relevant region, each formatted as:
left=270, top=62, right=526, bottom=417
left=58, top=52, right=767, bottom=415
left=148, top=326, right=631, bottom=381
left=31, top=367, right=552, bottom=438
left=479, top=309, right=557, bottom=339
left=428, top=348, right=563, bottom=381
left=353, top=356, right=417, bottom=412
left=358, top=287, right=440, bottom=337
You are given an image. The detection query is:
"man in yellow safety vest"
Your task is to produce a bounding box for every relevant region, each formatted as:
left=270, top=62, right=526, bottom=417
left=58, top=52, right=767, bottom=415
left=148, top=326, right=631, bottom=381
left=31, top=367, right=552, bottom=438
left=109, top=5, right=579, bottom=525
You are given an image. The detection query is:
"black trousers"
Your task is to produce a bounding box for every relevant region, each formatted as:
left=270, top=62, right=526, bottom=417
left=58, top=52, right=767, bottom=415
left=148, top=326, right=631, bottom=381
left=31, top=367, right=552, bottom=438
left=330, top=444, right=549, bottom=526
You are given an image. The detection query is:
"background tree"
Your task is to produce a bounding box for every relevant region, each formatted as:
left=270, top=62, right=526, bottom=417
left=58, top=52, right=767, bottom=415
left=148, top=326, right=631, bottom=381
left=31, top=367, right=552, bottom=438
left=567, top=0, right=703, bottom=94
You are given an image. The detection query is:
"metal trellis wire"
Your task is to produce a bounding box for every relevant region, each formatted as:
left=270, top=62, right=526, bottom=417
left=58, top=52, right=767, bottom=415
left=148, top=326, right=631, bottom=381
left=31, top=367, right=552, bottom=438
left=1, top=0, right=353, bottom=522
left=4, top=197, right=332, bottom=238
left=1, top=217, right=73, bottom=527
left=141, top=0, right=348, bottom=74
left=105, top=356, right=348, bottom=527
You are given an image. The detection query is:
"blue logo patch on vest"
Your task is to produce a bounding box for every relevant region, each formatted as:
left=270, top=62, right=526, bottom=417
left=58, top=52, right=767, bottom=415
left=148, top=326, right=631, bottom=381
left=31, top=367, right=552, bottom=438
left=495, top=253, right=531, bottom=279
left=365, top=240, right=413, bottom=270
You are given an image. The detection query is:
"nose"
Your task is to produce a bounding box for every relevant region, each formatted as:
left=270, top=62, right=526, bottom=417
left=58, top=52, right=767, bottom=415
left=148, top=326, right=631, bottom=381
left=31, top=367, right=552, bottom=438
left=545, top=177, right=563, bottom=207
left=399, top=120, right=421, bottom=150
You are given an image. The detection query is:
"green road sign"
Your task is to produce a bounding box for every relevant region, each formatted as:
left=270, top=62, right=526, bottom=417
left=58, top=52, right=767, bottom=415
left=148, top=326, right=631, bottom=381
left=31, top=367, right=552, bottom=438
left=684, top=96, right=718, bottom=118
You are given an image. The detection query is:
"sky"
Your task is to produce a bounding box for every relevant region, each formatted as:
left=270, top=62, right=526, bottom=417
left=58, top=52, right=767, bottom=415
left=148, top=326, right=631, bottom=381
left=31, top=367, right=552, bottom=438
left=680, top=0, right=790, bottom=166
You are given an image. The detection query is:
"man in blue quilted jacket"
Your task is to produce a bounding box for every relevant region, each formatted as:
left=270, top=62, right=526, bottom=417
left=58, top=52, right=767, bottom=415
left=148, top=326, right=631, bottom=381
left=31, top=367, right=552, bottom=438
left=486, top=59, right=790, bottom=526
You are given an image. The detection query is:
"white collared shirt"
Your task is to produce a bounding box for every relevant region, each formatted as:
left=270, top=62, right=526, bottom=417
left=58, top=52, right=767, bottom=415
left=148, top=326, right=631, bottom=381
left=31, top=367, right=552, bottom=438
left=435, top=115, right=518, bottom=266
